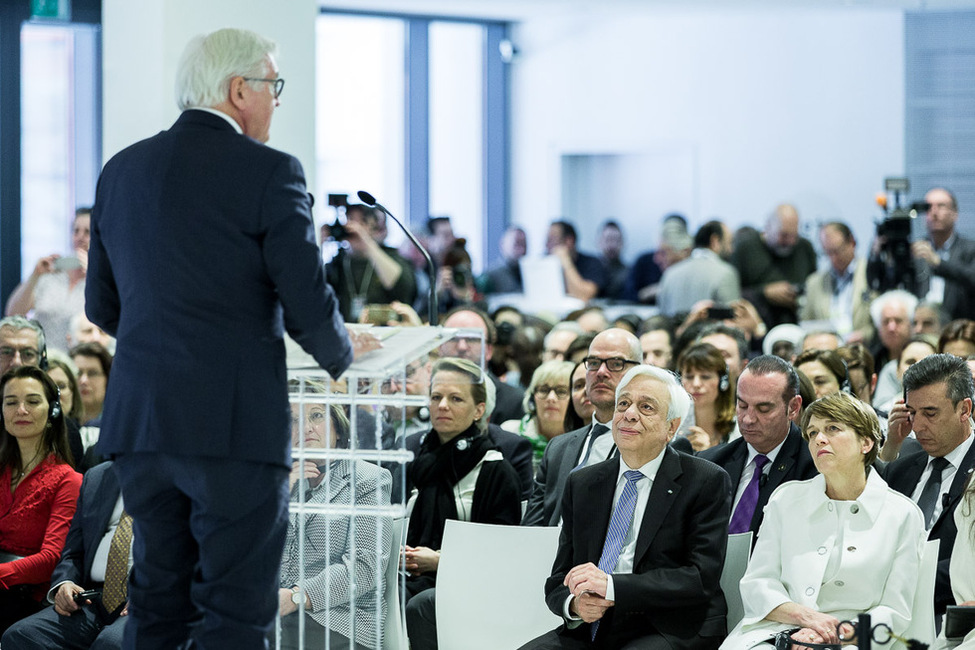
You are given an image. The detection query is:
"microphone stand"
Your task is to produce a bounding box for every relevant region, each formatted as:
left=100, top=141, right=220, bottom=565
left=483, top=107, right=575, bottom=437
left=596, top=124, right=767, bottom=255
left=357, top=190, right=438, bottom=324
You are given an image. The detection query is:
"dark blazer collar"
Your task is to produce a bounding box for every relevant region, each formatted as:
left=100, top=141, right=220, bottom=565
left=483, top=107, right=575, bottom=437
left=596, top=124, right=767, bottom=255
left=174, top=108, right=240, bottom=133
left=765, top=422, right=803, bottom=492
left=634, top=447, right=683, bottom=564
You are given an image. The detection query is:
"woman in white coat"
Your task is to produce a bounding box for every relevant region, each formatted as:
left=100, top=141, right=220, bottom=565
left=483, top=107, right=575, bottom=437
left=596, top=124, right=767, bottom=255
left=721, top=392, right=927, bottom=650
left=934, top=481, right=975, bottom=650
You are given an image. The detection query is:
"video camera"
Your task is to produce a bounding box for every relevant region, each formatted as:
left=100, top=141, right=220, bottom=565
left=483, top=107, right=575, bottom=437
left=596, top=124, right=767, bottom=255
left=867, top=177, right=928, bottom=294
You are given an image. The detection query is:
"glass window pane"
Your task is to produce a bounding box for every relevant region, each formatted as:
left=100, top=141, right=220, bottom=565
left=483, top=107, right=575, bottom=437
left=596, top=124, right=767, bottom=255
left=429, top=22, right=485, bottom=272
left=316, top=15, right=405, bottom=243
left=21, top=24, right=74, bottom=277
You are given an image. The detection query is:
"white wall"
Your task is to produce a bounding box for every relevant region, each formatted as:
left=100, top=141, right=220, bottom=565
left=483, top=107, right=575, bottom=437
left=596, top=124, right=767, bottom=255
left=510, top=7, right=906, bottom=261
left=102, top=0, right=319, bottom=196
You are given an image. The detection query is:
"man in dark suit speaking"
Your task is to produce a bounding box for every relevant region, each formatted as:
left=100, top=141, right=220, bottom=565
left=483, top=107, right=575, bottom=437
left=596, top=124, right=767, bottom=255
left=520, top=365, right=731, bottom=650
left=85, top=29, right=373, bottom=649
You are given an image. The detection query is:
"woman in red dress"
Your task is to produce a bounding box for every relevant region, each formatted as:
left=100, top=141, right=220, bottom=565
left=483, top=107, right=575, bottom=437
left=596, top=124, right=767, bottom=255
left=0, top=365, right=81, bottom=633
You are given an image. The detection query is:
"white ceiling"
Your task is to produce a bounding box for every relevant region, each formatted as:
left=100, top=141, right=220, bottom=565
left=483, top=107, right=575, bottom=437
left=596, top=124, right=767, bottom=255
left=320, top=0, right=975, bottom=21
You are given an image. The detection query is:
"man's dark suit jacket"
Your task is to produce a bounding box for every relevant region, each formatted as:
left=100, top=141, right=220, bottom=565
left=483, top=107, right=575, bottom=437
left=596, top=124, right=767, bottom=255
left=698, top=422, right=818, bottom=535
left=86, top=110, right=352, bottom=468
left=522, top=424, right=589, bottom=527
left=544, top=448, right=732, bottom=649
left=404, top=424, right=534, bottom=498
left=50, top=461, right=121, bottom=595
left=490, top=372, right=526, bottom=426
left=882, top=441, right=975, bottom=618
left=920, top=234, right=975, bottom=321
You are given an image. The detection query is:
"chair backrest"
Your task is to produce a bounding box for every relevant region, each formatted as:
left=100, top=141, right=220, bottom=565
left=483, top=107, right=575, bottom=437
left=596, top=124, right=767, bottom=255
left=436, top=520, right=562, bottom=650
left=383, top=518, right=408, bottom=650
left=899, top=538, right=940, bottom=650
left=720, top=531, right=754, bottom=631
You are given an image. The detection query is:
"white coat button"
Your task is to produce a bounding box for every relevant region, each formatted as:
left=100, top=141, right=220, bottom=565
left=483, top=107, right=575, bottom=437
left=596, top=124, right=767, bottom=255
left=847, top=546, right=856, bottom=552
left=850, top=504, right=859, bottom=514
left=805, top=587, right=816, bottom=596
left=827, top=503, right=834, bottom=511
left=818, top=547, right=827, bottom=555
left=835, top=580, right=845, bottom=587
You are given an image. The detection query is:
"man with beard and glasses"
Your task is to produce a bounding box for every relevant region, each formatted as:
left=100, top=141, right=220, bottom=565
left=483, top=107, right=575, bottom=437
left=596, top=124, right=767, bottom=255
left=731, top=204, right=817, bottom=328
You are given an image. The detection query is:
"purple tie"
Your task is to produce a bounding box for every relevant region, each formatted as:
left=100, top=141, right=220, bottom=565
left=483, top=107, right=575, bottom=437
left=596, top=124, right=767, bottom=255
left=728, top=454, right=769, bottom=534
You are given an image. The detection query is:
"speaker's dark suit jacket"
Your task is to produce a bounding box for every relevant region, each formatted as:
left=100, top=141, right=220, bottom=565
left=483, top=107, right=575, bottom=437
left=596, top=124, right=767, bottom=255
left=882, top=440, right=975, bottom=618
left=86, top=110, right=352, bottom=467
left=50, top=461, right=121, bottom=594
left=522, top=424, right=590, bottom=527
left=698, top=422, right=818, bottom=535
left=543, top=448, right=732, bottom=649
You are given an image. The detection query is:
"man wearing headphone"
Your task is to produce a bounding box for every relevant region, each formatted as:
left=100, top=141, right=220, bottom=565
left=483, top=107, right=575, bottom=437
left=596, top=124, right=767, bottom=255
left=700, top=355, right=819, bottom=536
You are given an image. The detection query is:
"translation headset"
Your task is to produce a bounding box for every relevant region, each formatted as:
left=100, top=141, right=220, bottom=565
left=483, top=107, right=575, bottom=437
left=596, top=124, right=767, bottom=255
left=718, top=371, right=730, bottom=393
left=839, top=360, right=853, bottom=395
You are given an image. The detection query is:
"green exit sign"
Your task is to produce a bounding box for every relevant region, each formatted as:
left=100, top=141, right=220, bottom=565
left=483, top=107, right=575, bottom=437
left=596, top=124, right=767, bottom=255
left=31, top=0, right=71, bottom=20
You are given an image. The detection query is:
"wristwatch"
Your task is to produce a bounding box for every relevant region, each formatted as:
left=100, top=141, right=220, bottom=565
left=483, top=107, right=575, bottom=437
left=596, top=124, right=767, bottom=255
left=290, top=586, right=303, bottom=606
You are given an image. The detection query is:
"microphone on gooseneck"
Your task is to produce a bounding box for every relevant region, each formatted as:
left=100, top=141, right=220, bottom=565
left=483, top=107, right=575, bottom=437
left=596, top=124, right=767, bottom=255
left=357, top=191, right=438, bottom=324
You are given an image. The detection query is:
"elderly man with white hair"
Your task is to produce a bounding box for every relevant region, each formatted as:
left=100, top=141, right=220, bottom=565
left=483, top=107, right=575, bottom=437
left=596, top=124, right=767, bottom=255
left=869, top=289, right=920, bottom=409
left=520, top=364, right=731, bottom=650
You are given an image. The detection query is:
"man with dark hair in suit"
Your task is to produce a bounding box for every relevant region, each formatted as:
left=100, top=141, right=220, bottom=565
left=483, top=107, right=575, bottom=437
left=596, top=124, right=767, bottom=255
left=85, top=28, right=374, bottom=648
left=3, top=462, right=126, bottom=649
left=519, top=365, right=731, bottom=649
left=883, top=353, right=975, bottom=626
left=523, top=328, right=642, bottom=527
left=700, top=354, right=818, bottom=536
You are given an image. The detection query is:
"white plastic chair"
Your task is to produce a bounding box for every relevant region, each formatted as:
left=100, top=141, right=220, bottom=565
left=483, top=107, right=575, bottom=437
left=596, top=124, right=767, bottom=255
left=383, top=518, right=408, bottom=650
left=899, top=538, right=940, bottom=650
left=720, top=531, right=753, bottom=631
left=435, top=520, right=562, bottom=650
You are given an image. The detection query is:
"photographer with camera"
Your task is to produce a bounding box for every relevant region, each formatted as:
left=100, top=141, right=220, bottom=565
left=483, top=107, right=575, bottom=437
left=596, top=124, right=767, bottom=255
left=913, top=188, right=975, bottom=322
left=325, top=203, right=417, bottom=323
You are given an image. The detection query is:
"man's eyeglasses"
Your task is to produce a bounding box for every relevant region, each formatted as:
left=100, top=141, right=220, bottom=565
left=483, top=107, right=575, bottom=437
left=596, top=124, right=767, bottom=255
left=534, top=385, right=570, bottom=399
left=0, top=347, right=39, bottom=364
left=583, top=356, right=639, bottom=372
left=243, top=77, right=285, bottom=99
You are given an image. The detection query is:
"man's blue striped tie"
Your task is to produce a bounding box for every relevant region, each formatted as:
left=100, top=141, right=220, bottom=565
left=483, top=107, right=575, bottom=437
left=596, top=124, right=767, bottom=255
left=590, top=469, right=644, bottom=641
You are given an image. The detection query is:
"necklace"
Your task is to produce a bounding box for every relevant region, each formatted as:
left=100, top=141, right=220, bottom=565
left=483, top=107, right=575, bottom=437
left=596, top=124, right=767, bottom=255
left=12, top=448, right=45, bottom=484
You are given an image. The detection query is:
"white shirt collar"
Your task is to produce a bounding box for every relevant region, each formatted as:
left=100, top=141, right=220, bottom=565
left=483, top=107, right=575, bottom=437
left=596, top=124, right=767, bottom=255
left=617, top=449, right=666, bottom=483
left=940, top=431, right=974, bottom=471
left=188, top=107, right=243, bottom=135
left=745, top=431, right=789, bottom=466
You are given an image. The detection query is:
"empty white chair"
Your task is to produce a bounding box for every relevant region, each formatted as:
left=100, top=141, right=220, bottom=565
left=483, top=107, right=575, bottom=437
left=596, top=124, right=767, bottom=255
left=436, top=520, right=562, bottom=650
left=899, top=539, right=940, bottom=650
left=720, top=532, right=753, bottom=631
left=383, top=518, right=408, bottom=650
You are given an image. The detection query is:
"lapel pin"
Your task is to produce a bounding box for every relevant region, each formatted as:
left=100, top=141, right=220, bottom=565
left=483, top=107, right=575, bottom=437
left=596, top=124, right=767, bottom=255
left=777, top=464, right=785, bottom=471
left=667, top=489, right=673, bottom=494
